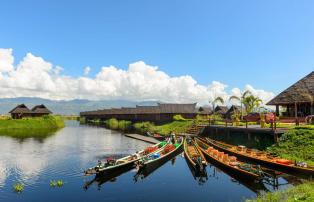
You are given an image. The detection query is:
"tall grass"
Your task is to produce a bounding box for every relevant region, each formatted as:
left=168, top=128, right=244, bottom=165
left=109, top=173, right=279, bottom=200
left=0, top=115, right=64, bottom=138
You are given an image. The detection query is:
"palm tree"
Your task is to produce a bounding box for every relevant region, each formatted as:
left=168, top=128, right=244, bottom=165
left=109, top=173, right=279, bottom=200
left=229, top=90, right=252, bottom=119
left=210, top=96, right=224, bottom=113
left=242, top=95, right=262, bottom=114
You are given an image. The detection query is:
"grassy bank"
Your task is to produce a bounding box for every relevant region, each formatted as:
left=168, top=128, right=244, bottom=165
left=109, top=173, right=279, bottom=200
left=267, top=127, right=314, bottom=166
left=95, top=117, right=193, bottom=135
left=247, top=182, right=314, bottom=202
left=0, top=115, right=65, bottom=138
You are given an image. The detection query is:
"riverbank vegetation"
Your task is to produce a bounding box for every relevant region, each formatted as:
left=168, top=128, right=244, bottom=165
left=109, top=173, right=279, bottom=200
left=0, top=115, right=65, bottom=138
left=93, top=116, right=193, bottom=135
left=247, top=181, right=314, bottom=202
left=267, top=127, right=314, bottom=166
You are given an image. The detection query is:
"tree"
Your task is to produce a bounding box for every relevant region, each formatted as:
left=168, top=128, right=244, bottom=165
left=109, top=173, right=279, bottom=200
left=242, top=95, right=262, bottom=114
left=210, top=96, right=224, bottom=113
left=229, top=90, right=252, bottom=119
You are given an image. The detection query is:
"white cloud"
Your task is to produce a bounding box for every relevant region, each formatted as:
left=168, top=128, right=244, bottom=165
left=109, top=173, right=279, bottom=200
left=83, top=66, right=91, bottom=75
left=0, top=48, right=14, bottom=73
left=0, top=48, right=275, bottom=104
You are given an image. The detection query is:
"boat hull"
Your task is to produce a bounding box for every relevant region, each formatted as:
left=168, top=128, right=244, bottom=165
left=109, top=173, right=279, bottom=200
left=203, top=137, right=314, bottom=178
left=96, top=160, right=136, bottom=177
left=195, top=139, right=260, bottom=181
left=138, top=143, right=183, bottom=177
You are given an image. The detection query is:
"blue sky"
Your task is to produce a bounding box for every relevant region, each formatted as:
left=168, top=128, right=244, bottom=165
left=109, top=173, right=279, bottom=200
left=0, top=0, right=314, bottom=101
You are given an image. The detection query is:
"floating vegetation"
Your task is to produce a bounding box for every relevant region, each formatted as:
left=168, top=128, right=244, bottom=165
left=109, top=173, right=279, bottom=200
left=50, top=180, right=64, bottom=188
left=13, top=183, right=24, bottom=193
left=57, top=180, right=64, bottom=187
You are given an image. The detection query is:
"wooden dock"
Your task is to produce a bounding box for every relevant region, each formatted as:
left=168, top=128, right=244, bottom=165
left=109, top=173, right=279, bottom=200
left=124, top=134, right=160, bottom=144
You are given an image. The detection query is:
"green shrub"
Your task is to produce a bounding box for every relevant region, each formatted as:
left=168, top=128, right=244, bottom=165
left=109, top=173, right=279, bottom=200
left=118, top=120, right=132, bottom=131
left=267, top=128, right=314, bottom=165
left=105, top=118, right=119, bottom=130
left=133, top=122, right=155, bottom=134
left=246, top=182, right=314, bottom=202
left=173, top=114, right=186, bottom=121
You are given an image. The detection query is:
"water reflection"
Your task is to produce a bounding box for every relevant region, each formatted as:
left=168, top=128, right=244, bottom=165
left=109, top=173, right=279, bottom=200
left=0, top=122, right=305, bottom=202
left=184, top=155, right=208, bottom=185
left=0, top=128, right=59, bottom=142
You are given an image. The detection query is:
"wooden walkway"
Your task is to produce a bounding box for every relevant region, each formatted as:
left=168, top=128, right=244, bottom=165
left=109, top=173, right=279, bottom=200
left=124, top=134, right=160, bottom=144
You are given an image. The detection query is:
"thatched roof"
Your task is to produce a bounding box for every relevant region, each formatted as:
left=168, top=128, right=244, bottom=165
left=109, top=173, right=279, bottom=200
left=198, top=107, right=213, bottom=115
left=9, top=104, right=32, bottom=114
left=214, top=105, right=228, bottom=114
left=158, top=103, right=197, bottom=113
left=135, top=105, right=160, bottom=114
left=267, top=71, right=314, bottom=105
left=80, top=103, right=198, bottom=116
left=226, top=105, right=241, bottom=115
left=31, top=104, right=52, bottom=114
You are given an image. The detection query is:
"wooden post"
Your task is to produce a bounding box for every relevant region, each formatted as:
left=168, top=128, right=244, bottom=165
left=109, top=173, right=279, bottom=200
left=225, top=120, right=227, bottom=127
left=275, top=105, right=279, bottom=116
left=295, top=102, right=298, bottom=126
left=246, top=121, right=248, bottom=129
left=274, top=133, right=278, bottom=143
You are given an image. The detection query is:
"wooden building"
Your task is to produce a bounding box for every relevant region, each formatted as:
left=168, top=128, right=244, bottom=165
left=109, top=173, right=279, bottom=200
left=267, top=71, right=314, bottom=119
left=9, top=104, right=52, bottom=119
left=80, top=103, right=198, bottom=123
left=225, top=105, right=241, bottom=119
left=214, top=105, right=228, bottom=117
left=31, top=104, right=52, bottom=117
left=9, top=104, right=34, bottom=119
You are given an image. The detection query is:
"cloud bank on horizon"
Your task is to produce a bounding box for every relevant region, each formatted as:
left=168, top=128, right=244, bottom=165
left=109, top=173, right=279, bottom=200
left=0, top=48, right=275, bottom=105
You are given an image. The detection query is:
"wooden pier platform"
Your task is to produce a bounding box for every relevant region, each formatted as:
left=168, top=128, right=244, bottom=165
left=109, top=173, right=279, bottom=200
left=124, top=134, right=160, bottom=144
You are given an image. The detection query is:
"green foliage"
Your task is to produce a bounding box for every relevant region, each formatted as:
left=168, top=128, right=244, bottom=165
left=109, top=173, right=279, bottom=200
left=153, top=120, right=193, bottom=135
left=118, top=120, right=132, bottom=131
left=242, top=95, right=262, bottom=113
left=13, top=183, right=24, bottom=193
left=173, top=114, right=186, bottom=121
left=132, top=120, right=193, bottom=135
left=105, top=118, right=119, bottom=130
left=133, top=122, right=155, bottom=134
left=267, top=128, right=314, bottom=165
left=246, top=182, right=314, bottom=202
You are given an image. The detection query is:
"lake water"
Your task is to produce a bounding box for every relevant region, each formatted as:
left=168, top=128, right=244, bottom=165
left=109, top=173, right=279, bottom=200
left=0, top=121, right=300, bottom=202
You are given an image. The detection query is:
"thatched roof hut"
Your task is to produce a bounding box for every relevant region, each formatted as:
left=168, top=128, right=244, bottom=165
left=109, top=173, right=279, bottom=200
left=214, top=105, right=228, bottom=115
left=267, top=71, right=314, bottom=117
left=225, top=105, right=241, bottom=119
left=198, top=107, right=213, bottom=115
left=31, top=104, right=52, bottom=115
left=9, top=104, right=32, bottom=114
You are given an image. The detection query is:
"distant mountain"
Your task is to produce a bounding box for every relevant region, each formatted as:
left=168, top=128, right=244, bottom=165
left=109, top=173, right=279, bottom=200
left=0, top=97, right=158, bottom=115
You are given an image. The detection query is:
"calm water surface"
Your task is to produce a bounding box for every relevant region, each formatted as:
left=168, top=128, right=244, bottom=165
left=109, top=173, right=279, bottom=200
left=0, top=121, right=298, bottom=202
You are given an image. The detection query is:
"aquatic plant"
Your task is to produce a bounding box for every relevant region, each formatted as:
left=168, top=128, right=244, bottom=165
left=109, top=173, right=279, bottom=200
left=57, top=180, right=64, bottom=187
left=50, top=180, right=64, bottom=188
left=13, top=183, right=24, bottom=193
left=50, top=180, right=57, bottom=187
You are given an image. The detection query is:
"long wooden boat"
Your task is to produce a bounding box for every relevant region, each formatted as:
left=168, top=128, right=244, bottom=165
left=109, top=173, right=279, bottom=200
left=202, top=137, right=314, bottom=177
left=183, top=137, right=207, bottom=174
left=84, top=140, right=168, bottom=176
left=136, top=137, right=183, bottom=176
left=194, top=138, right=262, bottom=181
